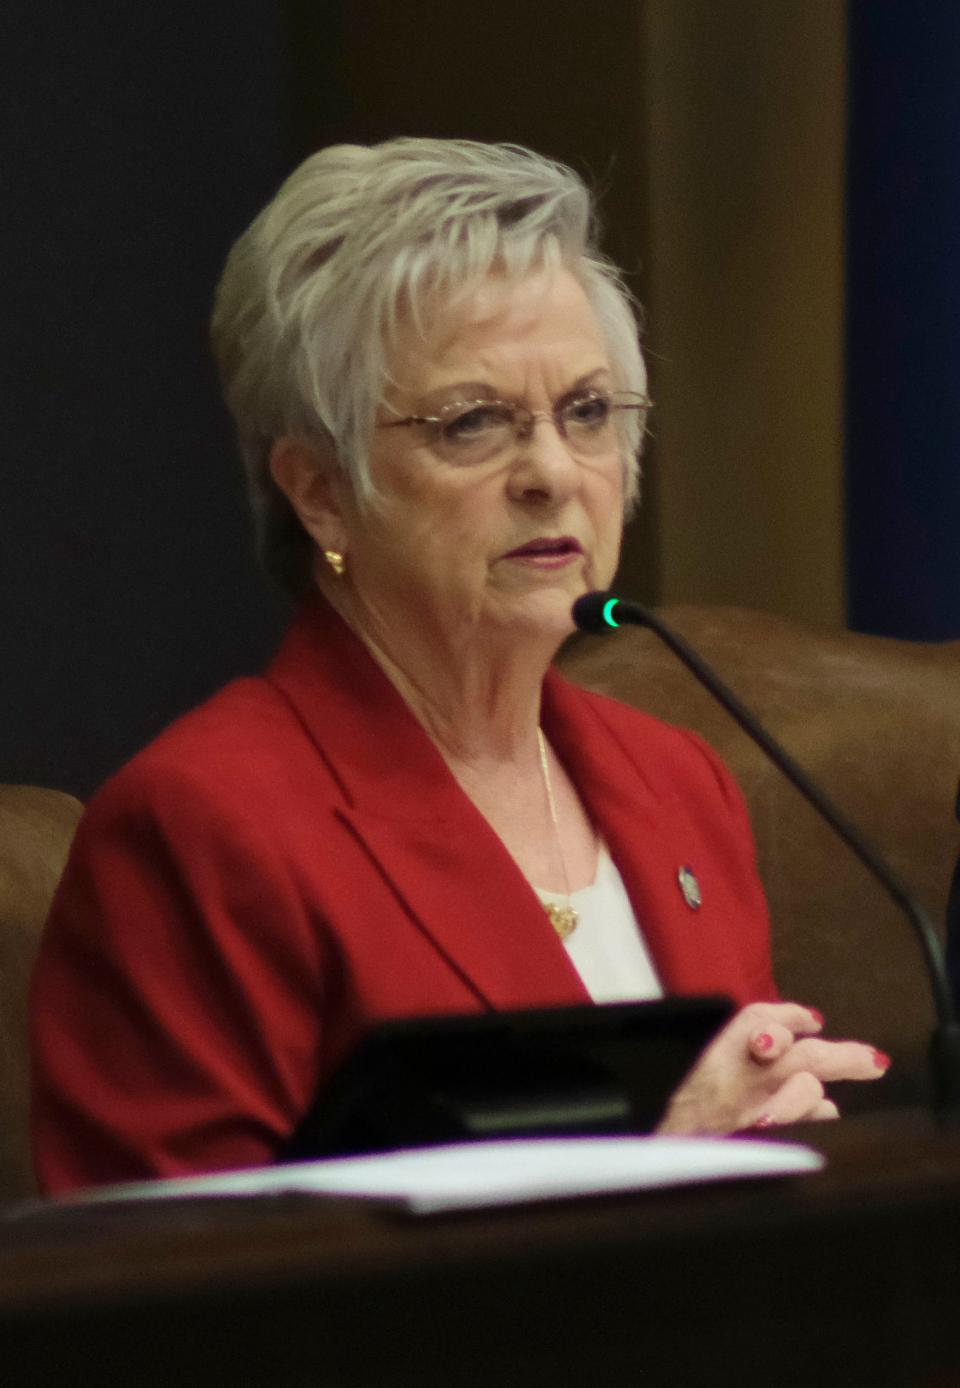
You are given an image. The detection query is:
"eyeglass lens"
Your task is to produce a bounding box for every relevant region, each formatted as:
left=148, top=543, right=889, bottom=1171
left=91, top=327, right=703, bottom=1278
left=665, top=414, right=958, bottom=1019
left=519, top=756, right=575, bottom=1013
left=433, top=395, right=645, bottom=463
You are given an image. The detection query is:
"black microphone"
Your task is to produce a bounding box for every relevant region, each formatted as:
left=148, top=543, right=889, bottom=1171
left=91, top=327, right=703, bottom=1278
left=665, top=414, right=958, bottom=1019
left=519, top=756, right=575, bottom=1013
left=572, top=590, right=960, bottom=1114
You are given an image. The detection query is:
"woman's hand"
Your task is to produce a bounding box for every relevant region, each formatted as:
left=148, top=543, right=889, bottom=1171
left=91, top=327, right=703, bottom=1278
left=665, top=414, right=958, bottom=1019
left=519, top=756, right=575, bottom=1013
left=657, top=1001, right=890, bottom=1136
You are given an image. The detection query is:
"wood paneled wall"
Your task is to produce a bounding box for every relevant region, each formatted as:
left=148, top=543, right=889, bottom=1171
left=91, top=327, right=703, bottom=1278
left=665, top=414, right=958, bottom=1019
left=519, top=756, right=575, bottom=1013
left=635, top=0, right=847, bottom=625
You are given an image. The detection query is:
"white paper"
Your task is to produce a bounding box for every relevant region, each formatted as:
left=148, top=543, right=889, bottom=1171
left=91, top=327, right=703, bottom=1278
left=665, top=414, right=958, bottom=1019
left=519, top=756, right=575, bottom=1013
left=51, top=1136, right=824, bottom=1216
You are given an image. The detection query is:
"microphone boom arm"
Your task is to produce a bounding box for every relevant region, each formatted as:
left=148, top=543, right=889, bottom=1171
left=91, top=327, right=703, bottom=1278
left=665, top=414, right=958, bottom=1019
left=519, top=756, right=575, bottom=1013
left=573, top=592, right=960, bottom=1113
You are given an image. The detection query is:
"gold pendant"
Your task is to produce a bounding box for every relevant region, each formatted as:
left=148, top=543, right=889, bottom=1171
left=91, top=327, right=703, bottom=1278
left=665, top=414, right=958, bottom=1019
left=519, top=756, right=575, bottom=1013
left=544, top=902, right=579, bottom=941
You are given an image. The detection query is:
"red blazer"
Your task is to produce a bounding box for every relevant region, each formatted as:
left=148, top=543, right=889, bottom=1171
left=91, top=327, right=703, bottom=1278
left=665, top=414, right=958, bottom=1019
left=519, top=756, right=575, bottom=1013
left=31, top=599, right=775, bottom=1192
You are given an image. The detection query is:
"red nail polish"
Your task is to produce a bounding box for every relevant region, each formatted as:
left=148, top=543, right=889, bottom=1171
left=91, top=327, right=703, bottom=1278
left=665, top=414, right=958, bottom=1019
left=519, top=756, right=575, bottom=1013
left=753, top=1032, right=775, bottom=1053
left=753, top=1114, right=777, bottom=1130
left=872, top=1049, right=892, bottom=1071
left=808, top=1007, right=825, bottom=1027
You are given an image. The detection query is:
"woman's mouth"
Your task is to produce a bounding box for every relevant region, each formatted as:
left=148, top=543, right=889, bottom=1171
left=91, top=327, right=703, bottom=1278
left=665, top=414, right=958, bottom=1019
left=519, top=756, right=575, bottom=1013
left=502, top=537, right=584, bottom=568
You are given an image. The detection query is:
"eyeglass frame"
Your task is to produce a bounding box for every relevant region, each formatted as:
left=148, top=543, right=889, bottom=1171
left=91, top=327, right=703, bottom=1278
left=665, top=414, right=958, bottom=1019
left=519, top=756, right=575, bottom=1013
left=375, top=388, right=652, bottom=462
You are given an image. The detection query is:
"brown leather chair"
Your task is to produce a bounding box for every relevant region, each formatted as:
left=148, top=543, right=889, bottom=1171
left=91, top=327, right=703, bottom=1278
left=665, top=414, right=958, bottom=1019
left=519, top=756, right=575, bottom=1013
left=561, top=606, right=960, bottom=1109
left=0, top=785, right=83, bottom=1199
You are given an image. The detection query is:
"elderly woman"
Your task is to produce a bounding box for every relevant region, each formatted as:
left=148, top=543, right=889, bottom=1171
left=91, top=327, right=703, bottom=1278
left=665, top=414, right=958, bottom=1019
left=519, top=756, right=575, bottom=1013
left=31, top=139, right=885, bottom=1191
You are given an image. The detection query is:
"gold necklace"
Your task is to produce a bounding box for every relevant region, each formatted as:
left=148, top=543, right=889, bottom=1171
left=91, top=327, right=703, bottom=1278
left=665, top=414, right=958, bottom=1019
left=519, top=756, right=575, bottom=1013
left=536, top=728, right=579, bottom=941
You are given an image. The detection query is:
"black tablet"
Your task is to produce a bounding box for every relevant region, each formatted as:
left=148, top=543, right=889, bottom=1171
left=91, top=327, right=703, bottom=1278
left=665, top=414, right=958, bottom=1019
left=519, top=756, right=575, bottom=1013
left=282, top=994, right=734, bottom=1160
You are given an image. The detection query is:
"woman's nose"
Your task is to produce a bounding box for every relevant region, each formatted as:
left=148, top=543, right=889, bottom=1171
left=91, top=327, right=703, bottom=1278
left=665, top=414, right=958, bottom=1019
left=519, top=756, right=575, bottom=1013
left=507, top=415, right=579, bottom=500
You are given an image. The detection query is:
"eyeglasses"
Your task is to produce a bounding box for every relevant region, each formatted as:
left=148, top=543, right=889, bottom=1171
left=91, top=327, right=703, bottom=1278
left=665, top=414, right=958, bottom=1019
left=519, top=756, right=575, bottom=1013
left=377, top=389, right=651, bottom=466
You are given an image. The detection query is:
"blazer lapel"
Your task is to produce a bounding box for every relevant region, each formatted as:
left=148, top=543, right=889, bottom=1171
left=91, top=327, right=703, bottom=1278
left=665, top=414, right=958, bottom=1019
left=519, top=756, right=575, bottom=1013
left=266, top=600, right=589, bottom=1011
left=333, top=802, right=589, bottom=1009
left=543, top=670, right=735, bottom=997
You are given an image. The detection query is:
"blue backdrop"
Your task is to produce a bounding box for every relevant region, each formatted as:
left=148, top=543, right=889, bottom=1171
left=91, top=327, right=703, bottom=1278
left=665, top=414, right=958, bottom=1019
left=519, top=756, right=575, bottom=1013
left=846, top=2, right=960, bottom=640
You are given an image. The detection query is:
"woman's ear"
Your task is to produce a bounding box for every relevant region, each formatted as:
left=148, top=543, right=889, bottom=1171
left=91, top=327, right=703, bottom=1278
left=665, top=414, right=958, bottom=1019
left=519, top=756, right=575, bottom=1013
left=269, top=438, right=349, bottom=557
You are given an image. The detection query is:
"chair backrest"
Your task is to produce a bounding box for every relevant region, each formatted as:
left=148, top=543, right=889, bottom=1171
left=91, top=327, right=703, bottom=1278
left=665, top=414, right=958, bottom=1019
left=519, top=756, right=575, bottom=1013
left=560, top=606, right=960, bottom=1108
left=0, top=785, right=83, bottom=1199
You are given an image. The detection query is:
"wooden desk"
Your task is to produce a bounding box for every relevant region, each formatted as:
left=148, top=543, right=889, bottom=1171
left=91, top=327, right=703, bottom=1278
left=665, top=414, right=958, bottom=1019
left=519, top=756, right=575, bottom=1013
left=2, top=1110, right=960, bottom=1387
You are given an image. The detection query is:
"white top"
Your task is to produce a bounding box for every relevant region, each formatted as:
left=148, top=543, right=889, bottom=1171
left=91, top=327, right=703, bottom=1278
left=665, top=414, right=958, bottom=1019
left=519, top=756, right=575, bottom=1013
left=535, top=843, right=664, bottom=1004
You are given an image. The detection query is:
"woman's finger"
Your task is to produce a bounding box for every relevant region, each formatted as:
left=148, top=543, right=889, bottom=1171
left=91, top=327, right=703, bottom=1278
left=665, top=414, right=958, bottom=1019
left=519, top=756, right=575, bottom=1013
left=726, top=1000, right=825, bottom=1043
left=806, top=1097, right=840, bottom=1121
left=774, top=1037, right=891, bottom=1084
left=752, top=1095, right=839, bottom=1129
left=747, top=1020, right=795, bottom=1063
left=748, top=1069, right=826, bottom=1128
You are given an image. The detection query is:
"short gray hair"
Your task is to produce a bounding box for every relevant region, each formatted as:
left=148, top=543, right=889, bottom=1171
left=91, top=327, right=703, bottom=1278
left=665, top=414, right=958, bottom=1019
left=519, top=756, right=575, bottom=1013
left=211, top=138, right=647, bottom=593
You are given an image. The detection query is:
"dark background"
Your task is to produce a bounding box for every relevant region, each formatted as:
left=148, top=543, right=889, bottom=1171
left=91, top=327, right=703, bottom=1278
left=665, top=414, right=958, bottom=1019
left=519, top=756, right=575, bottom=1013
left=845, top=1, right=960, bottom=641
left=2, top=4, right=290, bottom=799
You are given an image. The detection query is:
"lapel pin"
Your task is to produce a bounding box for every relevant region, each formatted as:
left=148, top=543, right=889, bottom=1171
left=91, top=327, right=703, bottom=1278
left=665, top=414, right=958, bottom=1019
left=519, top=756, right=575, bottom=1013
left=677, top=865, right=702, bottom=911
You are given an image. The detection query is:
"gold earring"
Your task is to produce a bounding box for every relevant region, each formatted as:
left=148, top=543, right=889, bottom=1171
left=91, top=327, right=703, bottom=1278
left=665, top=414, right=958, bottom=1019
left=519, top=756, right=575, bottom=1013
left=323, top=549, right=346, bottom=578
